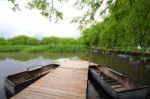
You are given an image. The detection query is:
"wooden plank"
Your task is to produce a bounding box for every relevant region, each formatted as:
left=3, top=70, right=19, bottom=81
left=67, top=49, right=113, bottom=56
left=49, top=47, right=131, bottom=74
left=11, top=60, right=89, bottom=99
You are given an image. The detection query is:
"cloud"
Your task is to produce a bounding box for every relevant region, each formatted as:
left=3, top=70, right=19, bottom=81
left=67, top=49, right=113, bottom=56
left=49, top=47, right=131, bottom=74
left=0, top=0, right=81, bottom=39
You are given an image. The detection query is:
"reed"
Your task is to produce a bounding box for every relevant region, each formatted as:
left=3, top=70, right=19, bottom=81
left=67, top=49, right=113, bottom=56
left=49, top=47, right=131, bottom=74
left=0, top=45, right=88, bottom=53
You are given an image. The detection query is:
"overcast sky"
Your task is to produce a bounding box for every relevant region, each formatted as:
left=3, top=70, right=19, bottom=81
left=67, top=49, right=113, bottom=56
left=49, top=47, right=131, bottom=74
left=0, top=0, right=82, bottom=39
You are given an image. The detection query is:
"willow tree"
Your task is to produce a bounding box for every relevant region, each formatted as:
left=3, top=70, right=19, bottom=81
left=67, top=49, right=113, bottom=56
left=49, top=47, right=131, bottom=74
left=105, top=0, right=150, bottom=50
left=82, top=23, right=101, bottom=48
left=81, top=0, right=150, bottom=51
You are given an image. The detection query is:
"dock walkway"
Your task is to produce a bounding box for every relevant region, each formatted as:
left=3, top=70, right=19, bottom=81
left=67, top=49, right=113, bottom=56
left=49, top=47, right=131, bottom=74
left=11, top=60, right=89, bottom=99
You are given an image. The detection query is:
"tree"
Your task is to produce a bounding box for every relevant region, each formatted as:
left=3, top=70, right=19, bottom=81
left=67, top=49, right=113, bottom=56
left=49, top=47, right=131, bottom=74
left=27, top=37, right=39, bottom=45
left=81, top=22, right=101, bottom=48
left=106, top=0, right=150, bottom=50
left=0, top=37, right=7, bottom=45
left=8, top=35, right=39, bottom=45
left=42, top=36, right=81, bottom=45
left=42, top=36, right=60, bottom=45
left=81, top=0, right=150, bottom=51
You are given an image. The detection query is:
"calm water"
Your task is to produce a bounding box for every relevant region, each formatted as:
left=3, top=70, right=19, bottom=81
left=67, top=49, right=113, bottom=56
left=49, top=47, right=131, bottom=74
left=0, top=52, right=150, bottom=99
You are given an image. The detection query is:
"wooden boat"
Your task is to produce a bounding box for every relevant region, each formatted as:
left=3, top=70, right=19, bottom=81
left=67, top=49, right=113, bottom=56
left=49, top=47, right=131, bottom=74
left=89, top=64, right=149, bottom=99
left=5, top=63, right=59, bottom=97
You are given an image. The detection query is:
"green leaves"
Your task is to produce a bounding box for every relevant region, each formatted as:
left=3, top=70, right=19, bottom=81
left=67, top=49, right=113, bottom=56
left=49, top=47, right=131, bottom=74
left=7, top=0, right=107, bottom=28
left=26, top=0, right=63, bottom=21
left=8, top=0, right=20, bottom=11
left=0, top=37, right=8, bottom=45
left=41, top=36, right=82, bottom=45
left=8, top=35, right=39, bottom=45
left=81, top=0, right=150, bottom=52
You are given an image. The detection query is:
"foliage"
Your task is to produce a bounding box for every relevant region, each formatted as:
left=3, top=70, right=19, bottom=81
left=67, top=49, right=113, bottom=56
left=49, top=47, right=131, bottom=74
left=42, top=36, right=61, bottom=45
left=41, top=36, right=82, bottom=45
left=0, top=35, right=87, bottom=52
left=4, top=0, right=150, bottom=53
left=0, top=35, right=83, bottom=46
left=81, top=0, right=150, bottom=52
left=0, top=37, right=8, bottom=45
left=0, top=45, right=88, bottom=53
left=27, top=0, right=63, bottom=21
left=8, top=35, right=39, bottom=45
left=82, top=23, right=101, bottom=47
left=0, top=45, right=26, bottom=52
left=8, top=0, right=20, bottom=11
left=71, top=0, right=109, bottom=29
left=24, top=45, right=88, bottom=53
left=23, top=45, right=50, bottom=52
left=7, top=0, right=109, bottom=29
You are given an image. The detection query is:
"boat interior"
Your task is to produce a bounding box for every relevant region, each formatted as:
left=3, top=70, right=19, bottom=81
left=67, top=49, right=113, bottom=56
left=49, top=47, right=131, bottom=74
left=7, top=64, right=59, bottom=85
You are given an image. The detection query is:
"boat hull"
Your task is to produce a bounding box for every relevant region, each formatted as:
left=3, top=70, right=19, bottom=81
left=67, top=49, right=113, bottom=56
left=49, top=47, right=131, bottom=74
left=5, top=74, right=45, bottom=97
left=89, top=69, right=148, bottom=99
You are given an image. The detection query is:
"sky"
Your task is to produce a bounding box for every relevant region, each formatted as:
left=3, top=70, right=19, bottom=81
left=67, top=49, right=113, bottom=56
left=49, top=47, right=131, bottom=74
left=0, top=0, right=82, bottom=39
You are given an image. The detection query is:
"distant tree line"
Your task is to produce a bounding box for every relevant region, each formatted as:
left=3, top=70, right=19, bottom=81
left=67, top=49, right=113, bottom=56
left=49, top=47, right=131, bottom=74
left=0, top=35, right=83, bottom=45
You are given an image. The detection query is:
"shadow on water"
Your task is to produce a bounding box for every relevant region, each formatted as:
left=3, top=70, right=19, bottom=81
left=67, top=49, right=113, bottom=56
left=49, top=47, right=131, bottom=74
left=0, top=52, right=149, bottom=99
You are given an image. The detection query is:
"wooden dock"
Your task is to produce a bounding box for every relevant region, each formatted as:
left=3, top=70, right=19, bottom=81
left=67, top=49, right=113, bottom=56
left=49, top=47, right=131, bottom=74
left=11, top=60, right=89, bottom=99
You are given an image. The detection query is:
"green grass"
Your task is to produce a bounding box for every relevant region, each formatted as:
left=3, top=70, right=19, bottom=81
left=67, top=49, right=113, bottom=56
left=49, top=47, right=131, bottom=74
left=0, top=45, right=26, bottom=52
left=0, top=45, right=88, bottom=53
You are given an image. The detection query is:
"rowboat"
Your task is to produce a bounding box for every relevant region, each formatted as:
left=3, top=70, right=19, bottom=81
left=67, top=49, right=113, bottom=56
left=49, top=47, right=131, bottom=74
left=89, top=64, right=149, bottom=99
left=5, top=63, right=59, bottom=97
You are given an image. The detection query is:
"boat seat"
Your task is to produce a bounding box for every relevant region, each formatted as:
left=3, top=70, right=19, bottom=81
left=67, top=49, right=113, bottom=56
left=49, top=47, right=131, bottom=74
left=111, top=84, right=124, bottom=89
left=110, top=84, right=123, bottom=89
left=108, top=82, right=121, bottom=86
left=103, top=77, right=112, bottom=80
left=114, top=87, right=129, bottom=92
left=105, top=79, right=116, bottom=83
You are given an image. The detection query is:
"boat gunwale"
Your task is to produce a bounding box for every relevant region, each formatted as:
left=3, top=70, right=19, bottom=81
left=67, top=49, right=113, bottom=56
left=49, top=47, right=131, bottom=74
left=107, top=67, right=149, bottom=87
left=5, top=78, right=15, bottom=86
left=106, top=67, right=149, bottom=91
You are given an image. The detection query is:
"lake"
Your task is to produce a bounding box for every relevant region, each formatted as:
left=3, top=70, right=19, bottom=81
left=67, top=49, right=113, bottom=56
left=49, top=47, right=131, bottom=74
left=0, top=52, right=150, bottom=99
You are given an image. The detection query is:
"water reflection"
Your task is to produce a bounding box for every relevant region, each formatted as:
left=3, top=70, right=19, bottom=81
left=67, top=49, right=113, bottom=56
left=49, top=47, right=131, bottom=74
left=0, top=52, right=88, bottom=61
left=0, top=52, right=149, bottom=99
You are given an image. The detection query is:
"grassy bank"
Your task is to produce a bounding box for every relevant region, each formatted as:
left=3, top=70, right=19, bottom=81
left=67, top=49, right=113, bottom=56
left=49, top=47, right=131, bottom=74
left=0, top=45, right=88, bottom=53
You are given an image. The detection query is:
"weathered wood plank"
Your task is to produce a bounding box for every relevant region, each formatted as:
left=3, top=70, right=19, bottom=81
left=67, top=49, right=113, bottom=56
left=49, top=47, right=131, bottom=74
left=11, top=60, right=89, bottom=99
